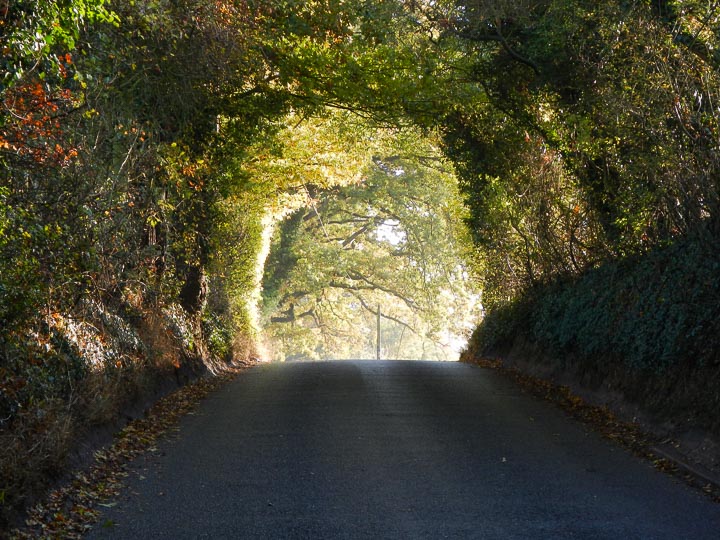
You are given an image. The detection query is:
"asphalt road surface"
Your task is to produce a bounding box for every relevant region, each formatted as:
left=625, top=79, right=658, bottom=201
left=88, top=360, right=720, bottom=539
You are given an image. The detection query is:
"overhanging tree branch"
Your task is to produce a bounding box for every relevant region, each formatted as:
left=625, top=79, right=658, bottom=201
left=352, top=293, right=420, bottom=336
left=339, top=270, right=421, bottom=311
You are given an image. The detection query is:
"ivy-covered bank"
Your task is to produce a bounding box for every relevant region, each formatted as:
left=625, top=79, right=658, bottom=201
left=463, top=234, right=720, bottom=433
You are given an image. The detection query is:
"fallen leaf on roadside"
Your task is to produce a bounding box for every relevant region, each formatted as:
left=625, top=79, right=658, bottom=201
left=9, top=365, right=249, bottom=539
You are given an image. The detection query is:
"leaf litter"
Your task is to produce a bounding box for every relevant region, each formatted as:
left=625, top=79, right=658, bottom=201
left=468, top=357, right=720, bottom=504
left=9, top=366, right=248, bottom=539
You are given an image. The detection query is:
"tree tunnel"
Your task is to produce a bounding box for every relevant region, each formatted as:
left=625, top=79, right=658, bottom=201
left=3, top=1, right=720, bottom=525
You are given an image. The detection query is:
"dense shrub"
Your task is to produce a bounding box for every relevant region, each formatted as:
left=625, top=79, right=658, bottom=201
left=475, top=236, right=720, bottom=371
left=468, top=234, right=720, bottom=429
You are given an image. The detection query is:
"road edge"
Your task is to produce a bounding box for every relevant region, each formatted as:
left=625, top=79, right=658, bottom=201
left=462, top=356, right=720, bottom=503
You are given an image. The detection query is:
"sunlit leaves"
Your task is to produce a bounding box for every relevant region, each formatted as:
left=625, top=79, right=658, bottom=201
left=1, top=0, right=118, bottom=84
left=262, top=123, right=481, bottom=360
left=1, top=80, right=80, bottom=167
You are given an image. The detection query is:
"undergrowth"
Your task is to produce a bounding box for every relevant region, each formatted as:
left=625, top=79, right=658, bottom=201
left=467, top=234, right=720, bottom=432
left=0, top=290, right=244, bottom=532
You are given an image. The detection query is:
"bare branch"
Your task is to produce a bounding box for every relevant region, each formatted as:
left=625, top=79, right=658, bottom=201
left=352, top=293, right=420, bottom=335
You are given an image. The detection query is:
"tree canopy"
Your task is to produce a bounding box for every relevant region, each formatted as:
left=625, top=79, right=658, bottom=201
left=3, top=0, right=720, bottom=527
left=260, top=119, right=480, bottom=360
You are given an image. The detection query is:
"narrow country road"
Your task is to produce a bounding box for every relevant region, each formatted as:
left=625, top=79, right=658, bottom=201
left=88, top=361, right=720, bottom=539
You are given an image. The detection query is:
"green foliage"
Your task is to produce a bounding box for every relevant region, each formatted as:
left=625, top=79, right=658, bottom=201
left=0, top=329, right=87, bottom=429
left=201, top=310, right=234, bottom=362
left=2, top=0, right=720, bottom=523
left=411, top=0, right=720, bottom=352
left=473, top=235, right=720, bottom=375
left=0, top=188, right=43, bottom=329
left=1, top=0, right=119, bottom=86
left=261, top=124, right=481, bottom=360
left=262, top=209, right=304, bottom=311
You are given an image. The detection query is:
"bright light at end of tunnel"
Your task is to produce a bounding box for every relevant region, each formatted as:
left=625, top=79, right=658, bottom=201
left=376, top=220, right=405, bottom=245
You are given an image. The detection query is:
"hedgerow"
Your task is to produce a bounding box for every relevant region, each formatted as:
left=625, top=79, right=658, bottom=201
left=469, top=234, right=720, bottom=429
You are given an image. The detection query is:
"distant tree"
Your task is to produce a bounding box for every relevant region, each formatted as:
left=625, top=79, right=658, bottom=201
left=261, top=125, right=481, bottom=360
